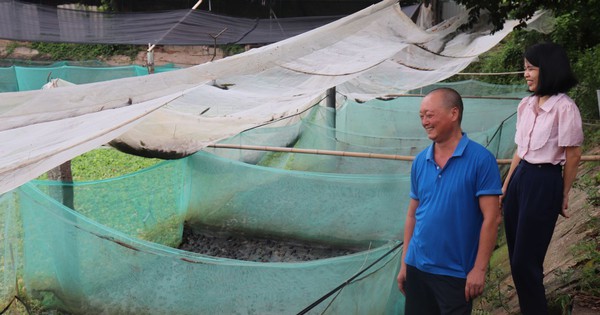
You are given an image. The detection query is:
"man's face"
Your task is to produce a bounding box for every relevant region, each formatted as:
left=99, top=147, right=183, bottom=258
left=419, top=94, right=456, bottom=142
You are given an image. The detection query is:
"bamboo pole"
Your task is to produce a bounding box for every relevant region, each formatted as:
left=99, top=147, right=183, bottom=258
left=148, top=0, right=204, bottom=52
left=209, top=143, right=415, bottom=161
left=192, top=0, right=204, bottom=10
left=208, top=144, right=600, bottom=164
left=388, top=94, right=523, bottom=100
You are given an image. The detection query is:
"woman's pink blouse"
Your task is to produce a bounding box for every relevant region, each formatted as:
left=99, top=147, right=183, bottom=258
left=515, top=93, right=584, bottom=165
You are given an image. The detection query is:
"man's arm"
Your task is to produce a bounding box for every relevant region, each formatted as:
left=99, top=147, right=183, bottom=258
left=397, top=198, right=419, bottom=295
left=465, top=195, right=501, bottom=301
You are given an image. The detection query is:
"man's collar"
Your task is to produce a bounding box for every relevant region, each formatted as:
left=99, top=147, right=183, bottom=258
left=425, top=133, right=469, bottom=161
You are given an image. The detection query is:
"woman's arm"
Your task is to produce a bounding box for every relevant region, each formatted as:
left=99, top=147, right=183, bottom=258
left=500, top=151, right=521, bottom=206
left=561, top=146, right=582, bottom=217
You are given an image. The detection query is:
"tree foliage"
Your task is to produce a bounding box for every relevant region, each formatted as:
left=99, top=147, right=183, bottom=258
left=451, top=0, right=600, bottom=119
left=455, top=0, right=600, bottom=49
left=454, top=0, right=539, bottom=32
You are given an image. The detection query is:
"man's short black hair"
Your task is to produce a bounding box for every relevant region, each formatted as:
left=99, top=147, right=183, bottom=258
left=524, top=43, right=578, bottom=96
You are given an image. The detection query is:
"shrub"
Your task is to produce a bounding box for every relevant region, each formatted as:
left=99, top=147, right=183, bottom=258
left=30, top=42, right=140, bottom=61
left=572, top=45, right=600, bottom=120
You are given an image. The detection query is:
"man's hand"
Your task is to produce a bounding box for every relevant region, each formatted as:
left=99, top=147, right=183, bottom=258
left=465, top=268, right=485, bottom=301
left=397, top=264, right=407, bottom=295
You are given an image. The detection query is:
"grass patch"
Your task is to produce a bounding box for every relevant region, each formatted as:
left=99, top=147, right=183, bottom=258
left=571, top=216, right=600, bottom=297
left=474, top=242, right=512, bottom=313
left=38, top=147, right=163, bottom=181
left=4, top=41, right=19, bottom=56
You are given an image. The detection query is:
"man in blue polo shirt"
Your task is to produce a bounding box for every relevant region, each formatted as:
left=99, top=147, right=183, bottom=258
left=397, top=88, right=502, bottom=314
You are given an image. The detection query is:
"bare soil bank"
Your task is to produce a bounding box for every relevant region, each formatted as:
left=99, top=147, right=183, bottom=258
left=0, top=40, right=229, bottom=67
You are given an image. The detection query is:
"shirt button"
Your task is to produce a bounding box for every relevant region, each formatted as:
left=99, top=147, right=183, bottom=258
left=438, top=175, right=442, bottom=178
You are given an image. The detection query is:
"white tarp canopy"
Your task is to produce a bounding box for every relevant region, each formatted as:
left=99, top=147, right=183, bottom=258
left=0, top=0, right=551, bottom=195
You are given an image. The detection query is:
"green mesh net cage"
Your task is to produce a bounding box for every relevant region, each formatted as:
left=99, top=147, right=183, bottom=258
left=0, top=80, right=528, bottom=314
left=0, top=62, right=179, bottom=92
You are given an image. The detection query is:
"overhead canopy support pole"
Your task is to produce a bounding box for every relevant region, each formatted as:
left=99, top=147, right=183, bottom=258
left=325, top=87, right=336, bottom=147
left=326, top=88, right=336, bottom=108
left=147, top=43, right=155, bottom=74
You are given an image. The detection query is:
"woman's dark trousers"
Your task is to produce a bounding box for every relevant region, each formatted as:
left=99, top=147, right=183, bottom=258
left=504, top=161, right=563, bottom=315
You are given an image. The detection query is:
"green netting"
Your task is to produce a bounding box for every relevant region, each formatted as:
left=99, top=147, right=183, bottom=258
left=0, top=66, right=18, bottom=92
left=186, top=150, right=409, bottom=246
left=188, top=82, right=521, bottom=260
left=14, top=182, right=402, bottom=314
left=0, top=152, right=404, bottom=314
left=407, top=79, right=529, bottom=98
left=0, top=190, right=20, bottom=311
left=0, top=63, right=179, bottom=92
left=0, top=60, right=108, bottom=67
left=208, top=89, right=523, bottom=175
left=30, top=159, right=189, bottom=247
left=0, top=80, right=529, bottom=314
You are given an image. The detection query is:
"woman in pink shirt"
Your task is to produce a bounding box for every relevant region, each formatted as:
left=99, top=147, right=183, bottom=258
left=501, top=42, right=584, bottom=315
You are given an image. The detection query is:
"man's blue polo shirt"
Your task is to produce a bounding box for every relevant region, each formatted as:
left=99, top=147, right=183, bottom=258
left=404, top=133, right=502, bottom=278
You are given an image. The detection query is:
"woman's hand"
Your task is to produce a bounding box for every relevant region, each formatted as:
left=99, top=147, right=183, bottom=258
left=561, top=194, right=570, bottom=218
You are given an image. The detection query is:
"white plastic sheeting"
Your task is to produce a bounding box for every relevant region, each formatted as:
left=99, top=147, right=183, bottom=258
left=0, top=0, right=550, bottom=195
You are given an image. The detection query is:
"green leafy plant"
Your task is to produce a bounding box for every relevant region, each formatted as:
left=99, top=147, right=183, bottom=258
left=575, top=125, right=600, bottom=207
left=448, top=30, right=548, bottom=85
left=550, top=293, right=573, bottom=315
left=71, top=148, right=162, bottom=181
left=572, top=232, right=600, bottom=296
left=30, top=42, right=140, bottom=61
left=451, top=32, right=600, bottom=120
left=99, top=0, right=113, bottom=12
left=4, top=41, right=19, bottom=56
left=220, top=44, right=246, bottom=57
left=572, top=45, right=600, bottom=120
left=38, top=148, right=162, bottom=181
left=480, top=267, right=511, bottom=311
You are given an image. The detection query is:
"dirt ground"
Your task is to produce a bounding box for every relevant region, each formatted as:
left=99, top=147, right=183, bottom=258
left=178, top=225, right=360, bottom=262
left=120, top=45, right=227, bottom=67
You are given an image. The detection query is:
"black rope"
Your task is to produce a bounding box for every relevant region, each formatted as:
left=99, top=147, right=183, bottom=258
left=320, top=250, right=401, bottom=313
left=0, top=295, right=30, bottom=315
left=237, top=96, right=326, bottom=134
left=0, top=298, right=13, bottom=314
left=1, top=244, right=30, bottom=315
left=296, top=241, right=404, bottom=315
left=231, top=18, right=261, bottom=45
left=484, top=111, right=517, bottom=152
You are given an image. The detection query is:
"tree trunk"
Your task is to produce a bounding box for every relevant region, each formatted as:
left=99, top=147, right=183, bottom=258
left=47, top=161, right=74, bottom=209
